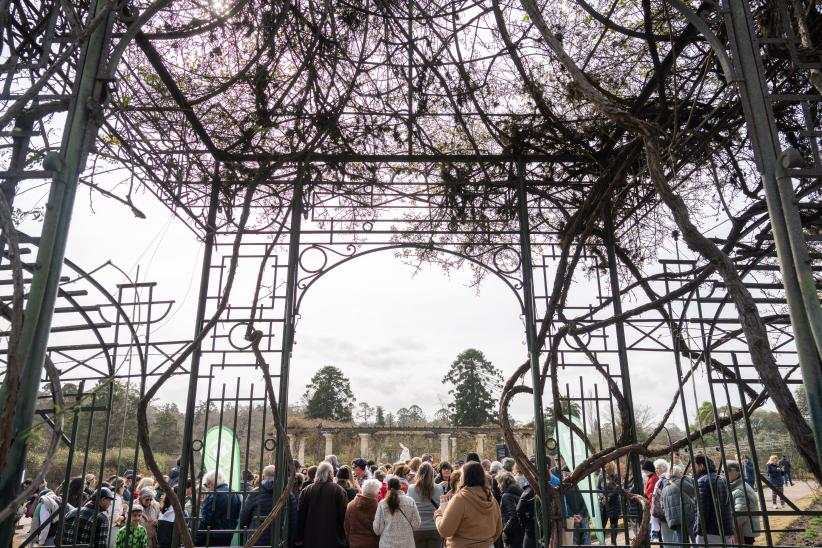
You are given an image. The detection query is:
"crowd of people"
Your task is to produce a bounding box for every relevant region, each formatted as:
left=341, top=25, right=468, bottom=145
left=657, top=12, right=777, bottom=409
left=18, top=450, right=796, bottom=547
left=21, top=468, right=189, bottom=547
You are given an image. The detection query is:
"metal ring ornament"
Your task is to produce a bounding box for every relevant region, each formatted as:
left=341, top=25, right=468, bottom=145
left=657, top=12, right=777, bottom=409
left=492, top=245, right=522, bottom=275
left=228, top=321, right=254, bottom=350
left=264, top=438, right=277, bottom=451
left=299, top=245, right=329, bottom=274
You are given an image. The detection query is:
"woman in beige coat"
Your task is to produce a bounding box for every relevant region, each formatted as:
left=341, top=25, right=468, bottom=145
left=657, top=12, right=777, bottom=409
left=434, top=462, right=502, bottom=547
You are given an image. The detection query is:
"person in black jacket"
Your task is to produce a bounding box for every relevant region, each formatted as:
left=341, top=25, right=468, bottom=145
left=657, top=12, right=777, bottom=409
left=692, top=453, right=734, bottom=545
left=516, top=482, right=537, bottom=548
left=239, top=465, right=298, bottom=547
left=296, top=462, right=348, bottom=547
left=497, top=472, right=524, bottom=548
left=779, top=456, right=793, bottom=486
left=516, top=456, right=561, bottom=548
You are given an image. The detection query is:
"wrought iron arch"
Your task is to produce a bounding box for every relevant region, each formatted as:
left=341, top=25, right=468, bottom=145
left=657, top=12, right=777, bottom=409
left=293, top=242, right=526, bottom=315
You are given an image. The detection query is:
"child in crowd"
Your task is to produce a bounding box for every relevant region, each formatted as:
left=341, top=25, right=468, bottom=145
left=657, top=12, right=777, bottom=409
left=116, top=505, right=148, bottom=548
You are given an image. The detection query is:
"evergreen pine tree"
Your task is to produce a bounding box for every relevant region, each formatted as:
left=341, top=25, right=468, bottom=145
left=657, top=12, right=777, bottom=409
left=442, top=348, right=502, bottom=426
left=303, top=365, right=355, bottom=422
left=375, top=406, right=385, bottom=426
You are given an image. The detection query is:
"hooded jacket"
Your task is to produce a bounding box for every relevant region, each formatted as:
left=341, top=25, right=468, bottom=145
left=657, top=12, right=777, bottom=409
left=345, top=493, right=380, bottom=548
left=435, top=485, right=502, bottom=548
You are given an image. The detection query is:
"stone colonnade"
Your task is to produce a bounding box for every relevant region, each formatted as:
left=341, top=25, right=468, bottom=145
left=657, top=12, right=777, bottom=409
left=287, top=430, right=536, bottom=462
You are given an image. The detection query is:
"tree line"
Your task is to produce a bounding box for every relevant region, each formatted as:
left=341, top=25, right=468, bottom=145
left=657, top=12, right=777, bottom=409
left=302, top=348, right=503, bottom=427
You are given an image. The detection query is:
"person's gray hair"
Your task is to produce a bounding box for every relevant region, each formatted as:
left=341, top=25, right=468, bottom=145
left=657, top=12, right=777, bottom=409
left=670, top=464, right=685, bottom=478
left=653, top=459, right=669, bottom=473
left=361, top=478, right=381, bottom=497
left=203, top=470, right=225, bottom=487
left=502, top=457, right=515, bottom=472
left=726, top=460, right=741, bottom=475
left=262, top=465, right=276, bottom=479
left=324, top=454, right=339, bottom=467
left=490, top=461, right=502, bottom=474
left=316, top=462, right=334, bottom=483
left=496, top=471, right=516, bottom=491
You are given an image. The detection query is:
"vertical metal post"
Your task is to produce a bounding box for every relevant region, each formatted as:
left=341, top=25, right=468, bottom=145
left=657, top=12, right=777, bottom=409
left=273, top=177, right=303, bottom=547
left=603, top=204, right=643, bottom=543
left=0, top=0, right=115, bottom=541
left=723, top=0, right=822, bottom=466
left=54, top=380, right=85, bottom=545
left=172, top=179, right=220, bottom=547
left=515, top=159, right=552, bottom=548
left=774, top=150, right=822, bottom=463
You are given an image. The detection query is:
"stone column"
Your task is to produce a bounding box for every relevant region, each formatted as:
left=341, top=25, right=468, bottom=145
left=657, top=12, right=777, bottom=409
left=323, top=432, right=333, bottom=456
left=475, top=433, right=487, bottom=457
left=287, top=434, right=295, bottom=455
left=450, top=437, right=458, bottom=460
left=522, top=434, right=534, bottom=457
left=439, top=433, right=450, bottom=462
left=298, top=437, right=306, bottom=465
left=358, top=433, right=371, bottom=459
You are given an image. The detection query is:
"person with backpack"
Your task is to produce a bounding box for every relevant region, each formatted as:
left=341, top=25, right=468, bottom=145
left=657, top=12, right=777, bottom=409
left=373, top=477, right=420, bottom=548
left=661, top=464, right=696, bottom=548
left=650, top=459, right=671, bottom=547
left=29, top=482, right=64, bottom=546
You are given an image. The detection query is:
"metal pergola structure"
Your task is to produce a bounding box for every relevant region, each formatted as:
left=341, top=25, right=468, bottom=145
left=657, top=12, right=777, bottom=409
left=1, top=0, right=822, bottom=546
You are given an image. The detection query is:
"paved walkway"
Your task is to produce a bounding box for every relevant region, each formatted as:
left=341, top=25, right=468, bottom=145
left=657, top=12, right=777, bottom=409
left=779, top=478, right=818, bottom=502
left=759, top=479, right=820, bottom=545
